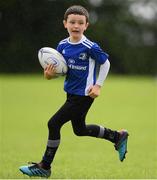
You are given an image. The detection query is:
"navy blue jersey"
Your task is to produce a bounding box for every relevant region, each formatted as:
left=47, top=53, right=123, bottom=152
left=57, top=35, right=109, bottom=96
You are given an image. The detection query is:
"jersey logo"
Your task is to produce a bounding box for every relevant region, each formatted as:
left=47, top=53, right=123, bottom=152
left=79, top=53, right=87, bottom=60
left=62, top=49, right=65, bottom=54
left=68, top=59, right=75, bottom=64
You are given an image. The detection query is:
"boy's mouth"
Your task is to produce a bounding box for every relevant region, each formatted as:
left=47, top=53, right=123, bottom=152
left=72, top=30, right=80, bottom=33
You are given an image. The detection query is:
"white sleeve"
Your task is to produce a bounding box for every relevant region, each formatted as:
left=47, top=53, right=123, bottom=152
left=96, top=59, right=110, bottom=86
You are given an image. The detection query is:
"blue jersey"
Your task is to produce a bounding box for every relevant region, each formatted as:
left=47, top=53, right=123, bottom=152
left=57, top=35, right=109, bottom=96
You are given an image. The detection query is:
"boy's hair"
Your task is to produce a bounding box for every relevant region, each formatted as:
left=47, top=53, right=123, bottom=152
left=64, top=5, right=89, bottom=22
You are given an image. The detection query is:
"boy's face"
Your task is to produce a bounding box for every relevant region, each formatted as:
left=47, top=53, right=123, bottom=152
left=63, top=14, right=89, bottom=42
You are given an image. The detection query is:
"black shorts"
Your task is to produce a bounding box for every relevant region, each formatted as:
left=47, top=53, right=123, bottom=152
left=48, top=93, right=96, bottom=139
left=52, top=93, right=94, bottom=125
left=66, top=93, right=94, bottom=119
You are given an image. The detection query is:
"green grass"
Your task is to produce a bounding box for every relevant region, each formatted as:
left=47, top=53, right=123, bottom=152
left=0, top=74, right=156, bottom=179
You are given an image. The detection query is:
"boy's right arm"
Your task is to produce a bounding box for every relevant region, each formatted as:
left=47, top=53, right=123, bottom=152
left=44, top=64, right=57, bottom=80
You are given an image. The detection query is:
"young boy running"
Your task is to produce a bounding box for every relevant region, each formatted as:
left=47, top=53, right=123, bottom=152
left=19, top=5, right=129, bottom=178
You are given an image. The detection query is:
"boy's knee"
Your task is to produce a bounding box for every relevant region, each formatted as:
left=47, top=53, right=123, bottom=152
left=48, top=117, right=57, bottom=130
left=73, top=128, right=86, bottom=136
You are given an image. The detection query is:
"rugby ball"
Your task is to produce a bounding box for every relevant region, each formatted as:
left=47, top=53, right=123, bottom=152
left=38, top=47, right=68, bottom=75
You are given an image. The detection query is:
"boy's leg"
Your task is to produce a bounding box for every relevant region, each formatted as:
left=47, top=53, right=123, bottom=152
left=70, top=95, right=128, bottom=161
left=72, top=120, right=128, bottom=161
left=70, top=95, right=119, bottom=143
left=19, top=95, right=74, bottom=177
left=41, top=102, right=72, bottom=169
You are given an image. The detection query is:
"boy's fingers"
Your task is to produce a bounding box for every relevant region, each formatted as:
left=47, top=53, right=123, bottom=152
left=47, top=64, right=53, bottom=70
left=88, top=86, right=93, bottom=93
left=45, top=64, right=50, bottom=70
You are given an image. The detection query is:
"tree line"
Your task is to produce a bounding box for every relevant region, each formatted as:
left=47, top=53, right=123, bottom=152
left=0, top=0, right=156, bottom=75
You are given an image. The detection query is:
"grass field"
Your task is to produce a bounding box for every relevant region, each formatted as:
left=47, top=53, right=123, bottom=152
left=0, top=74, right=156, bottom=179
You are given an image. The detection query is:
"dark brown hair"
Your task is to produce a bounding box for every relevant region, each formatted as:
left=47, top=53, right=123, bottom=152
left=64, top=5, right=89, bottom=22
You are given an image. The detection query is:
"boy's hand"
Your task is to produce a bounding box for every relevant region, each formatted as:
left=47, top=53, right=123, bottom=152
left=44, top=64, right=57, bottom=79
left=88, top=84, right=101, bottom=98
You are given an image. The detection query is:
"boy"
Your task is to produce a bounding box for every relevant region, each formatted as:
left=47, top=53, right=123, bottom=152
left=19, top=5, right=129, bottom=178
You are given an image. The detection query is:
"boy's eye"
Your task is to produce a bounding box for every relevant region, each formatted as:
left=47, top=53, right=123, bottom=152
left=70, top=21, right=75, bottom=24
left=69, top=21, right=85, bottom=25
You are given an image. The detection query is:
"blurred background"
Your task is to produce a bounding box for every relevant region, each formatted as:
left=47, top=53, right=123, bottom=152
left=0, top=0, right=157, bottom=75
left=0, top=1, right=156, bottom=178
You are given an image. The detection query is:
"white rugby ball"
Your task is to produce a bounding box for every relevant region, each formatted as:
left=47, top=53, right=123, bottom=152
left=38, top=47, right=68, bottom=75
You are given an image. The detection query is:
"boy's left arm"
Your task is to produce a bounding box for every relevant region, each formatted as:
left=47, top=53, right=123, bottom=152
left=88, top=59, right=110, bottom=98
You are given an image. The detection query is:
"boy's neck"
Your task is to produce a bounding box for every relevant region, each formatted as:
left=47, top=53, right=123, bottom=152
left=68, top=35, right=86, bottom=44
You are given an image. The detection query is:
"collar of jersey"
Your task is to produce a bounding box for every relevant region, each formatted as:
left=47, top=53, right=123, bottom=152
left=67, top=35, right=86, bottom=45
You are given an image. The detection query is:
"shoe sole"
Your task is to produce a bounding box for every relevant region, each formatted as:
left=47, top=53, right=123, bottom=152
left=120, top=139, right=128, bottom=162
left=19, top=167, right=50, bottom=178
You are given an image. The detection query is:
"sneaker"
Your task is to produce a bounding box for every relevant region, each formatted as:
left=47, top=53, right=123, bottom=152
left=114, top=130, right=129, bottom=162
left=19, top=162, right=51, bottom=178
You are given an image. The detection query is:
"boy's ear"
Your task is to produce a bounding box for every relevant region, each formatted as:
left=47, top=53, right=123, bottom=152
left=85, top=22, right=89, bottom=31
left=63, top=20, right=67, bottom=28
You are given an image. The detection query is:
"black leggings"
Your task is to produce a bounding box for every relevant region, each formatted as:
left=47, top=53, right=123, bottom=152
left=48, top=93, right=100, bottom=140
left=42, top=93, right=119, bottom=166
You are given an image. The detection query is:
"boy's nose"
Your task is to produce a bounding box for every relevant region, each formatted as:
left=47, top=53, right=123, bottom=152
left=74, top=23, right=79, bottom=27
